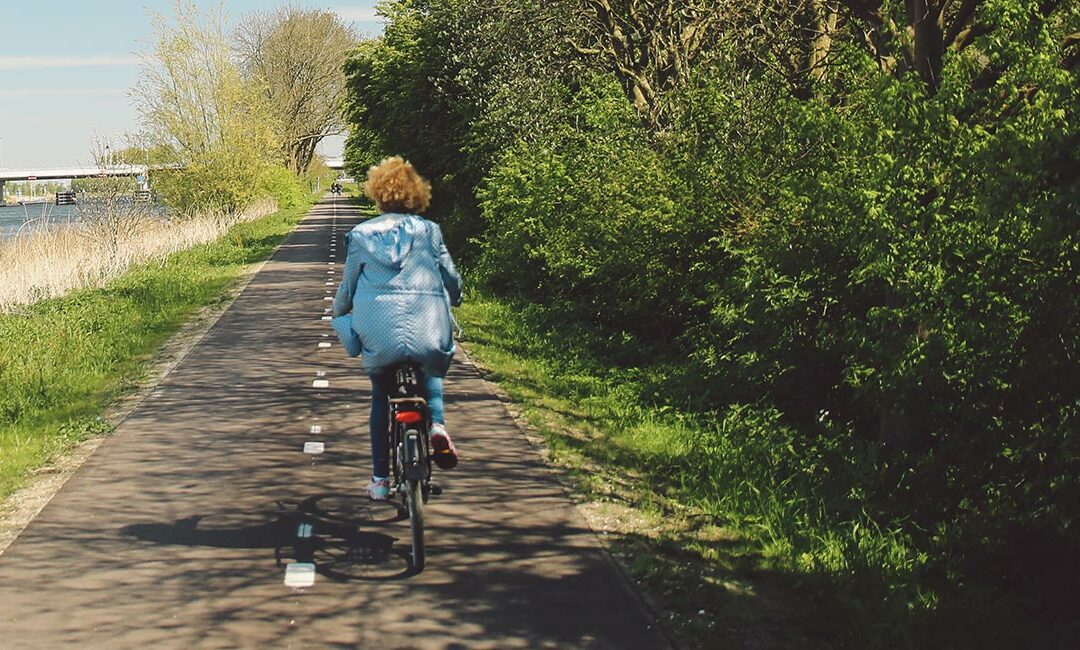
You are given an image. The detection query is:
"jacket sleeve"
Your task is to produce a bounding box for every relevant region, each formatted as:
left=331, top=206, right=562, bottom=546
left=332, top=231, right=363, bottom=317
left=433, top=224, right=462, bottom=307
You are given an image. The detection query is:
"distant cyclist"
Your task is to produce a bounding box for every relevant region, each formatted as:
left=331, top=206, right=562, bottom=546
left=332, top=156, right=462, bottom=500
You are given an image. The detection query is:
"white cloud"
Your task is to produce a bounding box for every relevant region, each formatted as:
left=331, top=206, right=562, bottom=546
left=0, top=88, right=128, bottom=97
left=333, top=6, right=384, bottom=23
left=0, top=55, right=140, bottom=71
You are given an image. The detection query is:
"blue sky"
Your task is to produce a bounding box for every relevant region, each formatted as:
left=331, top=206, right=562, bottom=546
left=0, top=1, right=383, bottom=169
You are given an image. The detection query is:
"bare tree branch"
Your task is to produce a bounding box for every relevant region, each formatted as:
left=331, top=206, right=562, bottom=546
left=235, top=7, right=356, bottom=174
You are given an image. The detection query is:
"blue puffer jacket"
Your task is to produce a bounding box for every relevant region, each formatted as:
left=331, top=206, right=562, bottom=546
left=331, top=213, right=462, bottom=377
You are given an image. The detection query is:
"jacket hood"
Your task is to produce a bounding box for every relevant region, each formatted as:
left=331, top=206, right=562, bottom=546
left=355, top=213, right=422, bottom=268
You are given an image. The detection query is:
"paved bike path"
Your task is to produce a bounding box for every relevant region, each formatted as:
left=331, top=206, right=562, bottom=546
left=0, top=197, right=668, bottom=649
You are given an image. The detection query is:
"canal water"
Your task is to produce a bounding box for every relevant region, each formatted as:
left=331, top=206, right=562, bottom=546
left=0, top=203, right=80, bottom=239
left=1, top=199, right=169, bottom=240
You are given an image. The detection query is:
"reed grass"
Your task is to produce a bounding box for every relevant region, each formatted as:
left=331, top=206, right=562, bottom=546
left=0, top=199, right=276, bottom=312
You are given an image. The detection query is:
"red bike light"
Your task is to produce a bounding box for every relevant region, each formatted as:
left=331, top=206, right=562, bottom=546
left=394, top=410, right=423, bottom=424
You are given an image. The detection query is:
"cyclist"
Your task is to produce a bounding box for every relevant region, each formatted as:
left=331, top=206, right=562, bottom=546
left=331, top=156, right=462, bottom=500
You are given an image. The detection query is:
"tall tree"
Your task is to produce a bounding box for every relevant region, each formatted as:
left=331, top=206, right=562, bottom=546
left=837, top=0, right=1077, bottom=93
left=235, top=6, right=356, bottom=174
left=133, top=2, right=279, bottom=210
left=136, top=2, right=267, bottom=156
left=575, top=0, right=727, bottom=129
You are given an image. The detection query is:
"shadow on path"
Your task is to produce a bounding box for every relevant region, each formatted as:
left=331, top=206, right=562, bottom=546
left=122, top=494, right=416, bottom=582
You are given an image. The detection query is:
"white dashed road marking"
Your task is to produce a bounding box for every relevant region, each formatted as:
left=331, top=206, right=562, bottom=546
left=303, top=442, right=325, bottom=455
left=284, top=563, right=316, bottom=588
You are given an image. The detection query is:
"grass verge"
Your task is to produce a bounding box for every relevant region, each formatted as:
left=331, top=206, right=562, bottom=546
left=458, top=291, right=1080, bottom=648
left=0, top=198, right=315, bottom=500
left=456, top=295, right=839, bottom=649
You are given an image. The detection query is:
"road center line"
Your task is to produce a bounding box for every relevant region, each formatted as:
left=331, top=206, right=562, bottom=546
left=284, top=562, right=316, bottom=588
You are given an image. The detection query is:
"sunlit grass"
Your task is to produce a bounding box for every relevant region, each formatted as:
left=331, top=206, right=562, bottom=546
left=456, top=294, right=929, bottom=647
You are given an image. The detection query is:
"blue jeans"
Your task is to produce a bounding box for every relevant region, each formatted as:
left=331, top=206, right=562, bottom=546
left=368, top=369, right=445, bottom=478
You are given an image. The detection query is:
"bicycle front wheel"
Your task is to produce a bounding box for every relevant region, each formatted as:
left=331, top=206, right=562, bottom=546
left=405, top=478, right=425, bottom=571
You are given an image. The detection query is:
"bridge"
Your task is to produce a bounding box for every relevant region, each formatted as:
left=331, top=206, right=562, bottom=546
left=0, top=165, right=149, bottom=203
left=1, top=157, right=345, bottom=203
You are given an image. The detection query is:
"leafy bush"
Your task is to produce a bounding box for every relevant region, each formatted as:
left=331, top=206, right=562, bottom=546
left=475, top=25, right=1079, bottom=645
left=478, top=78, right=695, bottom=339
left=349, top=0, right=1080, bottom=644
left=153, top=149, right=269, bottom=214
left=257, top=165, right=305, bottom=209
left=654, top=15, right=1077, bottom=639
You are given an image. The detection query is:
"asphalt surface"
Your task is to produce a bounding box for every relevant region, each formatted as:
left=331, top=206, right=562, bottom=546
left=0, top=197, right=669, bottom=649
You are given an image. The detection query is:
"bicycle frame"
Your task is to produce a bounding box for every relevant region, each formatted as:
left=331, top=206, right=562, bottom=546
left=386, top=364, right=433, bottom=571
left=387, top=366, right=433, bottom=496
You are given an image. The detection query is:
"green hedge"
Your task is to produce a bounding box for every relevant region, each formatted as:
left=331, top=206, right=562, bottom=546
left=347, top=1, right=1079, bottom=644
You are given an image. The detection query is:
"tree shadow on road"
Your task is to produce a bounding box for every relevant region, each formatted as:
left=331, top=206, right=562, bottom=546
left=122, top=492, right=420, bottom=581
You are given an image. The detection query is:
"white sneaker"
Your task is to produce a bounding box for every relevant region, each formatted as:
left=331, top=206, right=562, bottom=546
left=367, top=476, right=390, bottom=500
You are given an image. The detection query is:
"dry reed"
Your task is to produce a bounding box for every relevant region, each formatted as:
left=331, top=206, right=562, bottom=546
left=0, top=199, right=277, bottom=312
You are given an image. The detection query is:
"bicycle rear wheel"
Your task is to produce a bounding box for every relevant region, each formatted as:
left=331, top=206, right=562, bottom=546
left=405, top=478, right=425, bottom=571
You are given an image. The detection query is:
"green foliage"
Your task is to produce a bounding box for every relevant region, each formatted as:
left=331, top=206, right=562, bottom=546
left=71, top=176, right=138, bottom=194
left=151, top=152, right=273, bottom=214
left=702, top=55, right=1079, bottom=642
left=256, top=165, right=305, bottom=209
left=349, top=0, right=1080, bottom=644
left=478, top=77, right=692, bottom=338
left=343, top=0, right=582, bottom=261
left=135, top=1, right=303, bottom=213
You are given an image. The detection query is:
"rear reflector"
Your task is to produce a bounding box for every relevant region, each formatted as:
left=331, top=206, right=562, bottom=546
left=394, top=410, right=423, bottom=424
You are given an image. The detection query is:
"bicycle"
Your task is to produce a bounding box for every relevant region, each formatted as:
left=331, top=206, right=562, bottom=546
left=386, top=363, right=441, bottom=571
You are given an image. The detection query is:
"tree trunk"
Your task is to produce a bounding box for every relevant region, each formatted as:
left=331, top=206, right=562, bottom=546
left=808, top=0, right=839, bottom=85
left=911, top=0, right=946, bottom=92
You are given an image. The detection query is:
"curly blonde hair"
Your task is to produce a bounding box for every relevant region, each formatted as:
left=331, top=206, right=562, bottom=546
left=364, top=156, right=432, bottom=214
